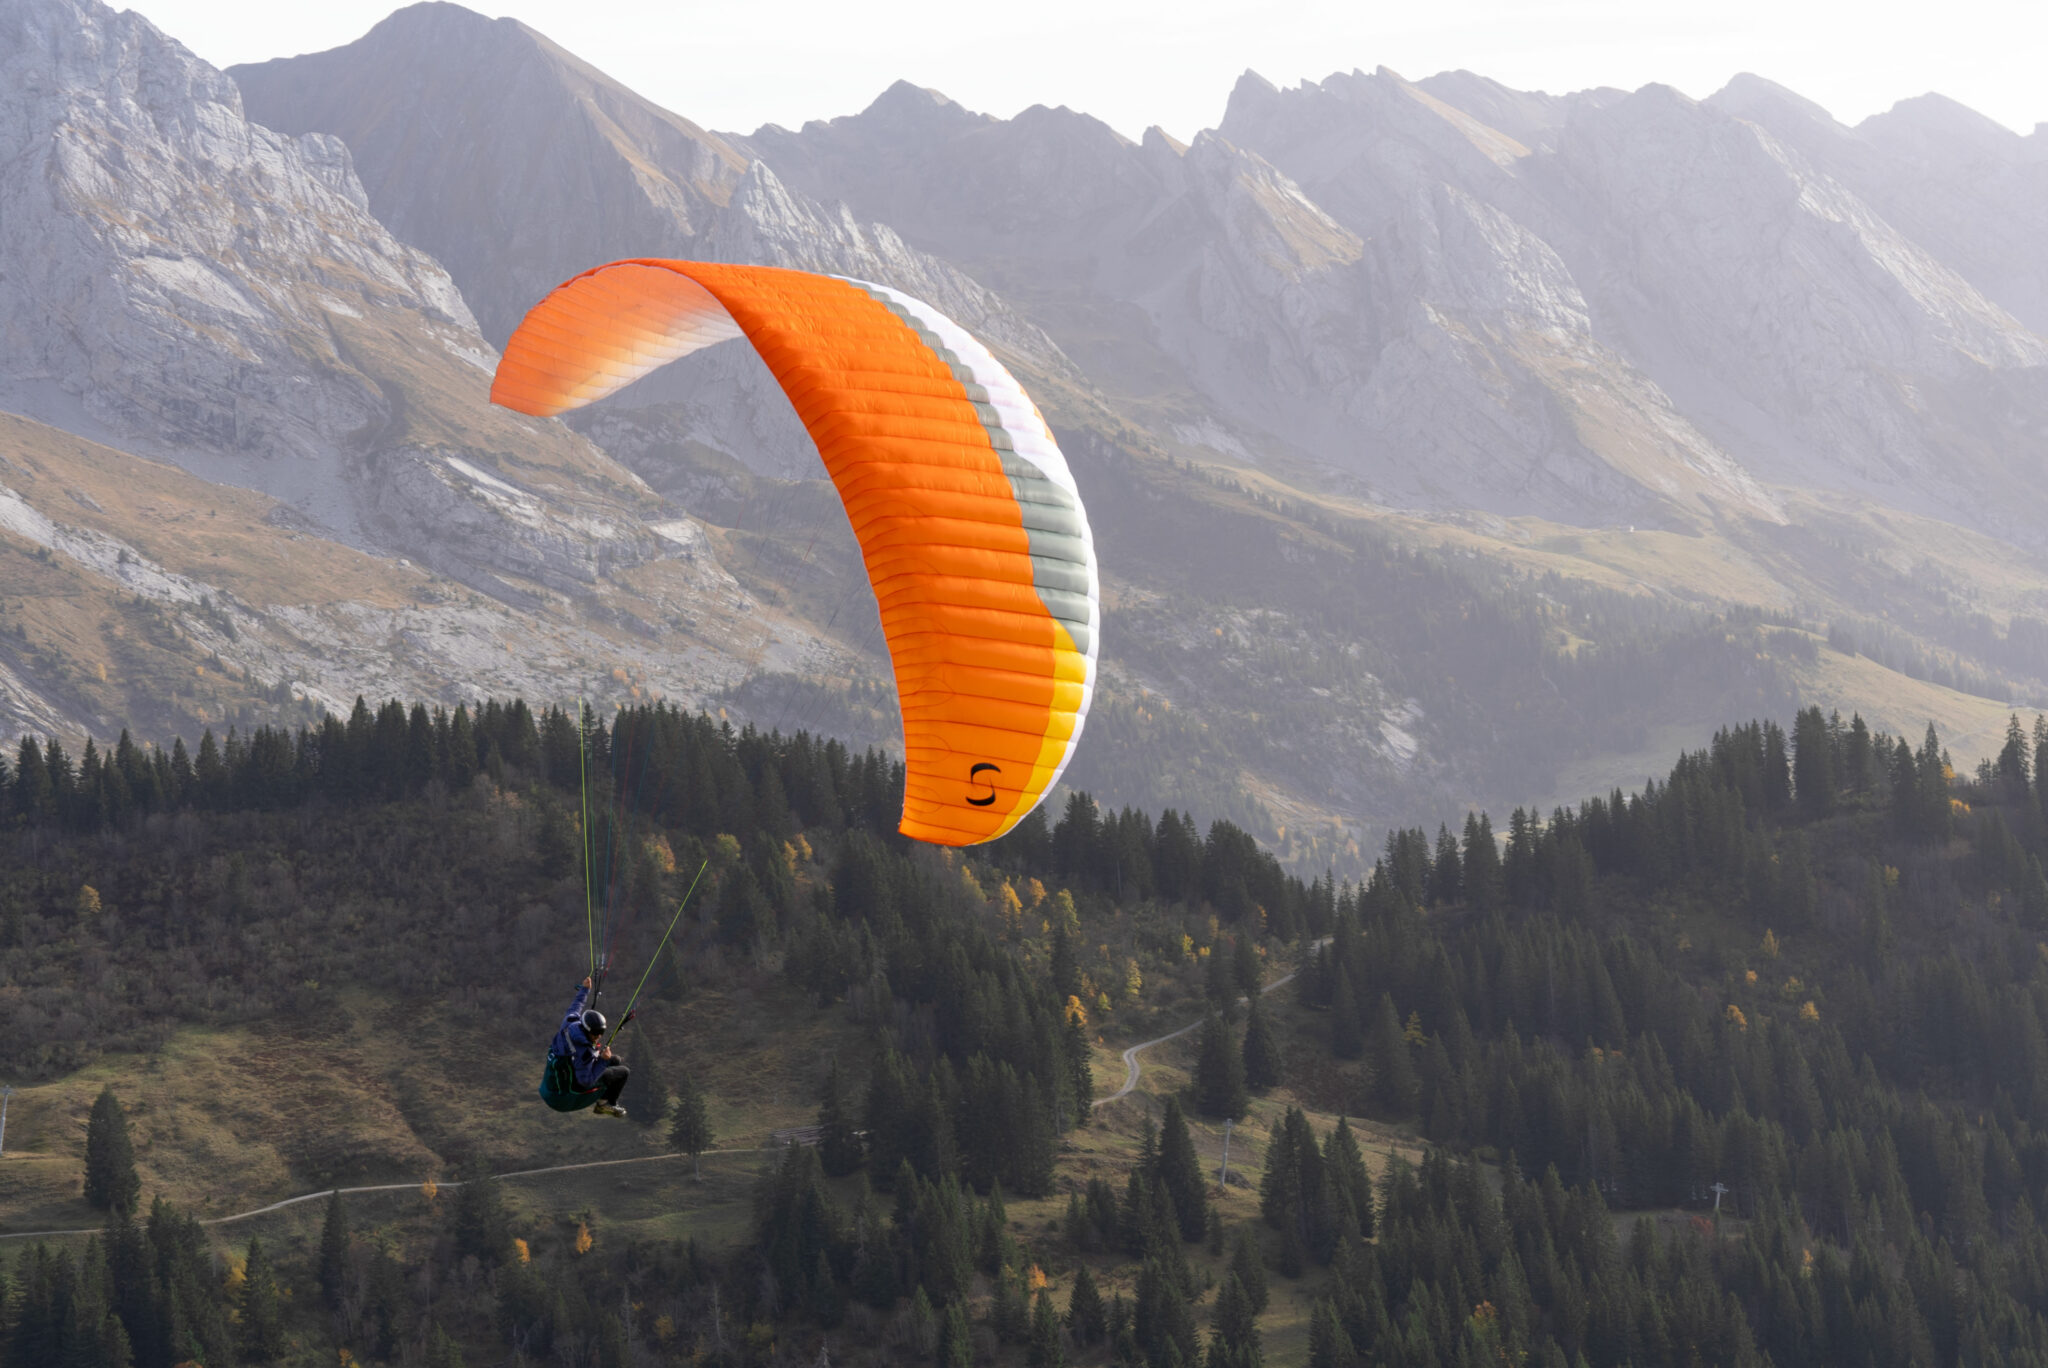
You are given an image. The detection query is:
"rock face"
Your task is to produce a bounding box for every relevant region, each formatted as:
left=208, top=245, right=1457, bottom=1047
left=737, top=74, right=1776, bottom=528
left=231, top=2, right=748, bottom=348
left=730, top=64, right=2048, bottom=542
left=0, top=0, right=666, bottom=593
left=232, top=6, right=1072, bottom=482
left=0, top=0, right=466, bottom=518
left=1712, top=76, right=2048, bottom=336
left=1543, top=82, right=2048, bottom=533
left=231, top=12, right=2048, bottom=539
left=1221, top=70, right=2048, bottom=543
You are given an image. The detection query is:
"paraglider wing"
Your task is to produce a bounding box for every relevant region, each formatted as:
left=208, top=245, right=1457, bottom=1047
left=490, top=260, right=1098, bottom=847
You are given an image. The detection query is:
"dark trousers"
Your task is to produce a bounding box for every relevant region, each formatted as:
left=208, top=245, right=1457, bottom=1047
left=597, top=1061, right=630, bottom=1104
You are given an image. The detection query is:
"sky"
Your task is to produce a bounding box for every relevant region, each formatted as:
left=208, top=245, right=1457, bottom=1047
left=140, top=0, right=2048, bottom=144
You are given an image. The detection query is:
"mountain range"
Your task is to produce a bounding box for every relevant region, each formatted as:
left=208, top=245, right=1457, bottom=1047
left=2, top=0, right=2047, bottom=858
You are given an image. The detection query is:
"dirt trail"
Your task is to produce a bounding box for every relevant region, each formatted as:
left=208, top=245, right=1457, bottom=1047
left=1092, top=950, right=1314, bottom=1108
left=0, top=1146, right=772, bottom=1240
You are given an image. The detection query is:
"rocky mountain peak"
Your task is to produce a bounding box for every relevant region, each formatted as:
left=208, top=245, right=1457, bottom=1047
left=1218, top=64, right=1528, bottom=224
left=848, top=78, right=989, bottom=136
left=1858, top=91, right=2030, bottom=163
left=1142, top=125, right=1188, bottom=157
left=1563, top=81, right=2042, bottom=371
left=1411, top=70, right=1612, bottom=152
left=233, top=2, right=748, bottom=345
left=2, top=0, right=686, bottom=614
left=1180, top=131, right=1361, bottom=277
left=1708, top=72, right=1843, bottom=133
left=1224, top=69, right=1282, bottom=114
left=0, top=0, right=477, bottom=493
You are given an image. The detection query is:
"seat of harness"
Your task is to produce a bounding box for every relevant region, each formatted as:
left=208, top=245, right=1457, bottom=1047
left=539, top=1049, right=603, bottom=1112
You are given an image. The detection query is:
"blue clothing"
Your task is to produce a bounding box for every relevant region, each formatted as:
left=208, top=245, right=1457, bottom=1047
left=550, top=983, right=610, bottom=1089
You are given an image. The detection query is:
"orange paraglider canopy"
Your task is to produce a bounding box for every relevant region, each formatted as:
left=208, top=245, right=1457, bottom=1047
left=492, top=260, right=1098, bottom=847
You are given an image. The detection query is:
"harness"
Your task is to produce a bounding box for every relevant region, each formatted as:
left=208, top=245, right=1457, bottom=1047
left=537, top=1048, right=602, bottom=1113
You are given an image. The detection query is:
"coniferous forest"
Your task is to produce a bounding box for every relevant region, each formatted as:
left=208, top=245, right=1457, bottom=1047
left=7, top=700, right=2048, bottom=1364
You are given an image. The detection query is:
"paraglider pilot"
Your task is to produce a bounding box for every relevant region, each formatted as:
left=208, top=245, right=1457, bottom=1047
left=540, top=976, right=630, bottom=1117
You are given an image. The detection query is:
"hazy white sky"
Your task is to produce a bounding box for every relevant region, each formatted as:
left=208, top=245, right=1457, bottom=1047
left=139, top=0, right=2047, bottom=143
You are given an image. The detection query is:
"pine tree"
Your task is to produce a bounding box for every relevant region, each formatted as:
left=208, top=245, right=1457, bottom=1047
left=906, top=1286, right=939, bottom=1357
left=1462, top=812, right=1504, bottom=911
left=1998, top=713, right=2032, bottom=793
left=940, top=1298, right=974, bottom=1368
left=1918, top=723, right=1954, bottom=840
left=819, top=1057, right=863, bottom=1176
left=1067, top=1009, right=1095, bottom=1126
left=756, top=1144, right=839, bottom=1316
left=1763, top=721, right=1792, bottom=813
left=451, top=1172, right=514, bottom=1265
left=82, top=1088, right=139, bottom=1214
left=1242, top=996, right=1282, bottom=1091
left=1050, top=917, right=1081, bottom=1003
left=1430, top=825, right=1463, bottom=905
left=991, top=1268, right=1029, bottom=1344
left=1890, top=736, right=1921, bottom=833
left=1029, top=1287, right=1066, bottom=1368
left=1329, top=966, right=1364, bottom=1060
left=1232, top=934, right=1261, bottom=996
left=1259, top=1107, right=1330, bottom=1270
left=1367, top=994, right=1419, bottom=1115
left=2035, top=714, right=2048, bottom=808
left=1067, top=1261, right=1107, bottom=1344
left=1156, top=1098, right=1209, bottom=1242
left=1792, top=706, right=1836, bottom=819
left=240, top=1236, right=286, bottom=1362
left=1195, top=1015, right=1250, bottom=1120
left=1228, top=1227, right=1269, bottom=1314
left=67, top=1235, right=131, bottom=1368
left=1205, top=942, right=1237, bottom=1011
left=447, top=704, right=479, bottom=789
left=1322, top=1119, right=1375, bottom=1241
left=10, top=1244, right=68, bottom=1367
left=1206, top=1272, right=1262, bottom=1368
left=318, top=1189, right=350, bottom=1310
left=1845, top=713, right=1876, bottom=794
left=1135, top=1256, right=1199, bottom=1368
left=670, top=1073, right=714, bottom=1178
left=629, top=1033, right=672, bottom=1129
left=979, top=1180, right=1019, bottom=1276
left=1502, top=808, right=1538, bottom=907
left=425, top=1324, right=468, bottom=1368
left=1307, top=1300, right=1356, bottom=1368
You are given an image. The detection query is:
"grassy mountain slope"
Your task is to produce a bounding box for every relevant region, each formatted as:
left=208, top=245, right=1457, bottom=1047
left=12, top=699, right=2048, bottom=1365
left=0, top=410, right=872, bottom=750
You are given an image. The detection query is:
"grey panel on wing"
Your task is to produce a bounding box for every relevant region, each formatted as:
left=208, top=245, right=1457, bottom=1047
left=850, top=284, right=1096, bottom=658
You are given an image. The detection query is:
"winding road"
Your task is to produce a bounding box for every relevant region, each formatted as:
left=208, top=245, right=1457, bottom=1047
left=1092, top=952, right=1313, bottom=1108
left=6, top=947, right=1319, bottom=1238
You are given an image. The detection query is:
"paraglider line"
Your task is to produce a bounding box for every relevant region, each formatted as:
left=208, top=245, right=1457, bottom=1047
left=577, top=698, right=597, bottom=978
left=597, top=704, right=663, bottom=980
left=596, top=704, right=626, bottom=977
left=604, top=858, right=709, bottom=1041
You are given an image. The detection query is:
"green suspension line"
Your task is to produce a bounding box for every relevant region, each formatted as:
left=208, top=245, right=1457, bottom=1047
left=603, top=859, right=709, bottom=1043
left=578, top=698, right=597, bottom=978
